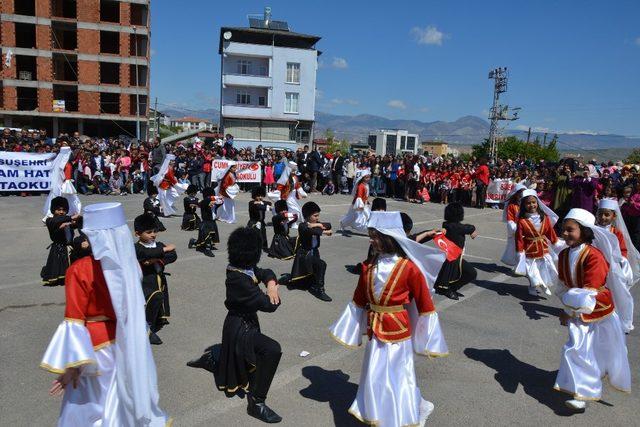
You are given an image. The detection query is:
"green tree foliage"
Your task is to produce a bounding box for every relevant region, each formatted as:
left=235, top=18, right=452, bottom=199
left=472, top=135, right=559, bottom=162
left=625, top=148, right=640, bottom=164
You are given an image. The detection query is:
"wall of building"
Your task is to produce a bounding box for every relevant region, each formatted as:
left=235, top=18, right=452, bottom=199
left=270, top=45, right=316, bottom=121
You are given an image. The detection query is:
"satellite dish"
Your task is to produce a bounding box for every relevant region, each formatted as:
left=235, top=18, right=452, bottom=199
left=223, top=31, right=232, bottom=40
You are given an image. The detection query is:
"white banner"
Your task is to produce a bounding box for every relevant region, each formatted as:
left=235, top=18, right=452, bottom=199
left=211, top=160, right=262, bottom=183
left=485, top=178, right=515, bottom=203
left=0, top=151, right=56, bottom=191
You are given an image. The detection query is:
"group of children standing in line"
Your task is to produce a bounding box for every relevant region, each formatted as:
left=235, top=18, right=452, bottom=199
left=38, top=157, right=634, bottom=426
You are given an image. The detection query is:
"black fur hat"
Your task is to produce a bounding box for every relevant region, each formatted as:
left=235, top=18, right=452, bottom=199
left=251, top=186, right=266, bottom=199
left=134, top=213, right=158, bottom=232
left=444, top=202, right=464, bottom=223
left=202, top=186, right=215, bottom=199
left=186, top=184, right=198, bottom=195
left=274, top=200, right=288, bottom=213
left=302, top=201, right=321, bottom=219
left=147, top=185, right=158, bottom=196
left=371, top=197, right=387, bottom=211
left=228, top=227, right=262, bottom=269
left=400, top=212, right=413, bottom=233
left=50, top=196, right=69, bottom=213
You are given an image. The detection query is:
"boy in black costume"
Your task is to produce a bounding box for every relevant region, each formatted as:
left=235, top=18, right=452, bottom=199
left=247, top=186, right=272, bottom=251
left=134, top=213, right=177, bottom=345
left=188, top=227, right=283, bottom=423
left=268, top=200, right=297, bottom=260
left=287, top=201, right=333, bottom=302
left=41, top=197, right=81, bottom=286
left=181, top=184, right=201, bottom=231
left=143, top=186, right=166, bottom=232
left=189, top=186, right=221, bottom=257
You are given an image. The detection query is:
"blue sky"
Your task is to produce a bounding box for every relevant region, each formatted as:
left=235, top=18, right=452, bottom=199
left=150, top=0, right=640, bottom=136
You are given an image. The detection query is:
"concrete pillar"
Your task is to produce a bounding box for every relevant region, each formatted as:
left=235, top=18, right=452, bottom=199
left=78, top=119, right=84, bottom=134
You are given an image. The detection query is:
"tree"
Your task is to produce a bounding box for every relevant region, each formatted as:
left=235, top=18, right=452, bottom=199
left=472, top=135, right=559, bottom=162
left=327, top=139, right=350, bottom=154
left=625, top=148, right=640, bottom=164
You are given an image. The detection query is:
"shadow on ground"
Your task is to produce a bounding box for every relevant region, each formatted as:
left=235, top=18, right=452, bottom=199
left=472, top=277, right=544, bottom=302
left=299, top=366, right=361, bottom=426
left=520, top=302, right=563, bottom=320
left=464, top=348, right=576, bottom=416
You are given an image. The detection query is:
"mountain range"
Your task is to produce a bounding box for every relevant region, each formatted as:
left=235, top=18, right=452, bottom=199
left=159, top=107, right=640, bottom=154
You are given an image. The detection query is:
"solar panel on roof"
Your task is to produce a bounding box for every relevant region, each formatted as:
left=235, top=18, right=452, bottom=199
left=249, top=18, right=266, bottom=29
left=268, top=20, right=290, bottom=31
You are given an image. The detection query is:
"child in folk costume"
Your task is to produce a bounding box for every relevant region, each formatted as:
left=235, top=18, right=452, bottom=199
left=181, top=184, right=201, bottom=231
left=134, top=214, right=177, bottom=345
left=189, top=186, right=222, bottom=258
left=351, top=198, right=388, bottom=275
left=216, top=162, right=240, bottom=224
left=143, top=186, right=166, bottom=232
left=595, top=198, right=638, bottom=332
left=329, top=211, right=448, bottom=427
left=151, top=154, right=187, bottom=217
left=41, top=203, right=170, bottom=426
left=43, top=145, right=82, bottom=222
left=514, top=189, right=561, bottom=296
left=340, top=169, right=372, bottom=233
left=288, top=202, right=333, bottom=302
left=41, top=197, right=82, bottom=287
left=248, top=186, right=272, bottom=251
left=273, top=161, right=306, bottom=230
left=268, top=200, right=298, bottom=260
left=433, top=203, right=478, bottom=301
left=554, top=208, right=631, bottom=410
left=500, top=183, right=526, bottom=266
left=189, top=227, right=283, bottom=423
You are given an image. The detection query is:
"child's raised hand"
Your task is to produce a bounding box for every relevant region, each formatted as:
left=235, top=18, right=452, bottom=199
left=470, top=230, right=479, bottom=239
left=164, top=244, right=176, bottom=252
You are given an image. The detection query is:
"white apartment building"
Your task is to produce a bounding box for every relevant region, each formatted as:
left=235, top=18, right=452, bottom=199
left=368, top=130, right=419, bottom=156
left=218, top=8, right=320, bottom=149
left=169, top=117, right=216, bottom=132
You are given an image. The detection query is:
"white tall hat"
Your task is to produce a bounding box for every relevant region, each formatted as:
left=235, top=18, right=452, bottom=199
left=83, top=202, right=127, bottom=230
left=597, top=199, right=618, bottom=211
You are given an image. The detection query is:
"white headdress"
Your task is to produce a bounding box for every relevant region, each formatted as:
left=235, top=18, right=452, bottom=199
left=215, top=161, right=239, bottom=198
left=521, top=188, right=558, bottom=225
left=43, top=146, right=82, bottom=217
left=564, top=208, right=634, bottom=332
left=351, top=168, right=371, bottom=197
left=82, top=203, right=167, bottom=424
left=276, top=161, right=298, bottom=186
left=501, top=183, right=527, bottom=222
left=150, top=153, right=175, bottom=188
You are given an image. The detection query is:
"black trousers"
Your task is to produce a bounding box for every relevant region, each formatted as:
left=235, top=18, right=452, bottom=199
left=476, top=183, right=487, bottom=208
left=250, top=333, right=282, bottom=399
left=306, top=252, right=327, bottom=288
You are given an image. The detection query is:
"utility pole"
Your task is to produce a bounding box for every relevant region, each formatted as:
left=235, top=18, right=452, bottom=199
left=526, top=127, right=531, bottom=143
left=487, top=67, right=519, bottom=163
left=152, top=97, right=158, bottom=142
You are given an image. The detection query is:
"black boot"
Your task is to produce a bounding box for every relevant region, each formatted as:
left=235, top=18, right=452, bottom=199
left=247, top=395, right=282, bottom=423
left=186, top=350, right=217, bottom=374
left=310, top=260, right=331, bottom=301
left=149, top=331, right=163, bottom=345
left=309, top=286, right=332, bottom=302
left=188, top=238, right=196, bottom=249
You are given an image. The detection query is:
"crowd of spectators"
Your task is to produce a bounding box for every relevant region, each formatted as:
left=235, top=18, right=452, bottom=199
left=2, top=126, right=640, bottom=249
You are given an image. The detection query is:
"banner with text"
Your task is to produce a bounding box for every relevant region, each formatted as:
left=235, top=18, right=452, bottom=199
left=211, top=160, right=262, bottom=183
left=0, top=152, right=56, bottom=191
left=485, top=178, right=515, bottom=203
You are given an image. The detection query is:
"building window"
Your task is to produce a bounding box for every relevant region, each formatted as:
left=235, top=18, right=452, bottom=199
left=236, top=90, right=251, bottom=105
left=385, top=134, right=397, bottom=155
left=407, top=136, right=416, bottom=151
left=285, top=92, right=299, bottom=113
left=258, top=96, right=266, bottom=107
left=368, top=135, right=377, bottom=150
left=400, top=135, right=406, bottom=150
left=237, top=60, right=251, bottom=75
left=286, top=63, right=300, bottom=83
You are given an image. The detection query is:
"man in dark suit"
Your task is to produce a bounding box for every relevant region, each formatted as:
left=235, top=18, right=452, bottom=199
left=331, top=150, right=345, bottom=193
left=307, top=146, right=324, bottom=192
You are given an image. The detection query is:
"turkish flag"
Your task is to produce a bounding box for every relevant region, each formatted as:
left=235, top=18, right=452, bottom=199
left=433, top=233, right=462, bottom=261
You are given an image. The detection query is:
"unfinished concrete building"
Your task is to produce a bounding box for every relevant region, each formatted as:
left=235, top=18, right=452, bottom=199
left=0, top=0, right=150, bottom=138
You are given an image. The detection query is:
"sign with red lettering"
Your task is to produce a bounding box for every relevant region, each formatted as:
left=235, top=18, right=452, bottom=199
left=211, top=160, right=262, bottom=183
left=485, top=178, right=515, bottom=203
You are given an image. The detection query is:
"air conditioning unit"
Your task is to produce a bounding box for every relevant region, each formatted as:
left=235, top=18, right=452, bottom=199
left=19, top=71, right=33, bottom=80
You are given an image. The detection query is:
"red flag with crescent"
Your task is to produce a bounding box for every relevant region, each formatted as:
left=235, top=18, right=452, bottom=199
left=433, top=233, right=462, bottom=261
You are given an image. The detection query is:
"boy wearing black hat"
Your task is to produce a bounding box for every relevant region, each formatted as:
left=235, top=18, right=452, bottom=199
left=190, top=186, right=221, bottom=257
left=181, top=184, right=201, bottom=231
left=268, top=200, right=297, bottom=260
left=41, top=196, right=82, bottom=286
left=189, top=227, right=283, bottom=423
left=143, top=186, right=166, bottom=232
left=134, top=213, right=177, bottom=345
left=248, top=186, right=272, bottom=251
left=288, top=201, right=333, bottom=301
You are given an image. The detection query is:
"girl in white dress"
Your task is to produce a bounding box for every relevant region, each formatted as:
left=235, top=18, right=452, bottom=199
left=500, top=183, right=526, bottom=265
left=340, top=169, right=371, bottom=233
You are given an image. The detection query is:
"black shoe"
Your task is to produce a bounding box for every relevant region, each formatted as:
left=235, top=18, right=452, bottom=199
left=188, top=238, right=196, bottom=249
left=198, top=248, right=214, bottom=257
left=444, top=289, right=459, bottom=300
left=149, top=331, right=163, bottom=345
left=455, top=290, right=465, bottom=298
left=309, top=287, right=332, bottom=302
left=186, top=351, right=217, bottom=374
left=247, top=395, right=282, bottom=423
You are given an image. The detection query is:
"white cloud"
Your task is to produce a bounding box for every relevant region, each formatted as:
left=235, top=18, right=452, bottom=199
left=388, top=100, right=407, bottom=109
left=331, top=98, right=359, bottom=105
left=635, top=37, right=640, bottom=46
left=318, top=59, right=325, bottom=68
left=419, top=107, right=430, bottom=113
left=332, top=57, right=348, bottom=69
left=411, top=26, right=447, bottom=46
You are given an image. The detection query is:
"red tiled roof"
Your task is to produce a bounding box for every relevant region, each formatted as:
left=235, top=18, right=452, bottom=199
left=172, top=117, right=212, bottom=124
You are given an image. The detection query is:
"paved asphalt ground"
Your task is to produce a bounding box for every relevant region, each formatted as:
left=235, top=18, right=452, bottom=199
left=1, top=192, right=638, bottom=427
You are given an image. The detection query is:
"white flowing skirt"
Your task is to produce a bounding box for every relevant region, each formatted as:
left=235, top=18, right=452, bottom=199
left=554, top=312, right=631, bottom=400
left=514, top=253, right=558, bottom=292
left=286, top=196, right=303, bottom=230
left=217, top=198, right=236, bottom=224
left=500, top=234, right=517, bottom=266
left=340, top=206, right=371, bottom=234
left=349, top=337, right=432, bottom=427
